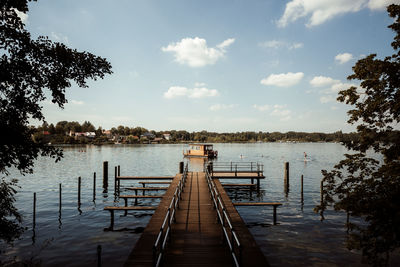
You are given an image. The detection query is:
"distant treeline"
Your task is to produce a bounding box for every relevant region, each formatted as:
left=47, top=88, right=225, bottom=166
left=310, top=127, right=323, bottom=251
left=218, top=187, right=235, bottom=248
left=29, top=120, right=367, bottom=144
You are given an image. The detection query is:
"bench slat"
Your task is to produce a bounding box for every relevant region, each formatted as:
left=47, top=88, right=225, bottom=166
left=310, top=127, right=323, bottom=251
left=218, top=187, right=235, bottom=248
left=104, top=206, right=156, bottom=210
left=119, top=195, right=163, bottom=199
left=125, top=187, right=169, bottom=190
left=222, top=184, right=256, bottom=187
left=117, top=176, right=173, bottom=180
left=138, top=181, right=171, bottom=184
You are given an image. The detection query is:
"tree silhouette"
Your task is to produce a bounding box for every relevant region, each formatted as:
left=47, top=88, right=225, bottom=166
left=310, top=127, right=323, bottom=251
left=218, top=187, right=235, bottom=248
left=315, top=5, right=400, bottom=266
left=0, top=0, right=112, bottom=242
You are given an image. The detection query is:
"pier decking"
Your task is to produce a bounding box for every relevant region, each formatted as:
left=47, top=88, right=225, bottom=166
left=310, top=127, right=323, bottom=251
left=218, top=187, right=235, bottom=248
left=124, top=170, right=269, bottom=267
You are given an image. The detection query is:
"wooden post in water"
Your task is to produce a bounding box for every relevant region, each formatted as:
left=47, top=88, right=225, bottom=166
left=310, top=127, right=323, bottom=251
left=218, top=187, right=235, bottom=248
left=118, top=165, right=120, bottom=177
left=59, top=183, right=62, bottom=213
left=97, top=245, right=102, bottom=267
left=284, top=162, right=289, bottom=192
left=33, top=192, right=36, bottom=228
left=103, top=161, right=108, bottom=189
left=179, top=161, right=184, bottom=174
left=93, top=172, right=96, bottom=200
left=301, top=175, right=304, bottom=200
left=78, top=176, right=81, bottom=205
left=114, top=166, right=119, bottom=194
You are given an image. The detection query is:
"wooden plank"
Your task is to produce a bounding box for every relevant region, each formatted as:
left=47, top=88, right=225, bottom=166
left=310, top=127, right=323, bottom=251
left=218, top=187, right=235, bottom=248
left=125, top=187, right=168, bottom=190
left=119, top=195, right=163, bottom=199
left=104, top=206, right=156, bottom=211
left=117, top=176, right=173, bottom=180
left=138, top=181, right=171, bottom=184
left=222, top=183, right=256, bottom=187
left=234, top=202, right=282, bottom=206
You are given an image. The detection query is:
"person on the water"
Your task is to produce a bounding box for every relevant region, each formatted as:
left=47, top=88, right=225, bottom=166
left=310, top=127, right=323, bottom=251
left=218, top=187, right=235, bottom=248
left=304, top=152, right=307, bottom=161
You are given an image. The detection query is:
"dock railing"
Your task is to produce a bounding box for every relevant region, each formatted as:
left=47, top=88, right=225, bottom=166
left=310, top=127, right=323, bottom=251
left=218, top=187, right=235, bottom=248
left=152, top=164, right=188, bottom=267
left=208, top=162, right=264, bottom=176
left=205, top=168, right=242, bottom=267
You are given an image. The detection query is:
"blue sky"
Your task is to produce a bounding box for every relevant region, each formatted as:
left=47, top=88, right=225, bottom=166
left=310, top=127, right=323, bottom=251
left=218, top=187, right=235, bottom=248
left=24, top=0, right=399, bottom=132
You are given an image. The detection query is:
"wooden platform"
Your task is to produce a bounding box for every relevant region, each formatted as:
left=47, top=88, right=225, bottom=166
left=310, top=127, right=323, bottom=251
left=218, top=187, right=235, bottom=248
left=124, top=172, right=269, bottom=267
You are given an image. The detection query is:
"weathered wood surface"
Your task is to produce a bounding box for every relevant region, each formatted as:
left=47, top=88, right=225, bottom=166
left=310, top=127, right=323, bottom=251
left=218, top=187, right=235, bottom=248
left=117, top=176, right=173, bottom=180
left=125, top=172, right=270, bottom=267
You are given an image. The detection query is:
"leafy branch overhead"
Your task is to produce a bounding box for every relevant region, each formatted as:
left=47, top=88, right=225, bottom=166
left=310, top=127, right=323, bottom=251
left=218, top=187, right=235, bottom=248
left=315, top=4, right=400, bottom=266
left=0, top=0, right=112, bottom=243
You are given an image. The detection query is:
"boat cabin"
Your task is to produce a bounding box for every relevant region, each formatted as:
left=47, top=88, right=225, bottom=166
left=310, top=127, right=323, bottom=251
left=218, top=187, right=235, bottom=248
left=183, top=144, right=218, bottom=158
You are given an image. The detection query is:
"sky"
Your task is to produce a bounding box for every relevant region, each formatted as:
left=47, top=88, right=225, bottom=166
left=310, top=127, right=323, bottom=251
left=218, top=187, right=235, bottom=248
left=23, top=0, right=400, bottom=133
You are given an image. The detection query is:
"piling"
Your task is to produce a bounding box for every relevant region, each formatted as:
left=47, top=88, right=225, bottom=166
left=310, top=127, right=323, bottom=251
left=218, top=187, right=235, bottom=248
left=93, top=172, right=96, bottom=200
left=118, top=165, right=120, bottom=177
left=179, top=161, right=184, bottom=174
left=103, top=161, right=108, bottom=189
left=301, top=175, right=304, bottom=199
left=97, top=245, right=102, bottom=267
left=59, top=183, right=62, bottom=213
left=114, top=166, right=118, bottom=194
left=33, top=192, right=36, bottom=228
left=284, top=162, right=289, bottom=192
left=78, top=176, right=81, bottom=205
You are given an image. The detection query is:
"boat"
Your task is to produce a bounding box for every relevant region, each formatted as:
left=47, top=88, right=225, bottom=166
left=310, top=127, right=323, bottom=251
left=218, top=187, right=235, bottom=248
left=183, top=143, right=218, bottom=158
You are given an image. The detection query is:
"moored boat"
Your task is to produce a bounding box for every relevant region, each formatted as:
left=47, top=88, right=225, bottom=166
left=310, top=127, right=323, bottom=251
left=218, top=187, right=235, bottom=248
left=183, top=143, right=218, bottom=158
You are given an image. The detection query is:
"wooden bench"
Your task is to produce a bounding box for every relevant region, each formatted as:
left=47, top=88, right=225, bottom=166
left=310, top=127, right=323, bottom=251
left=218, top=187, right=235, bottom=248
left=104, top=206, right=157, bottom=230
left=233, top=202, right=282, bottom=225
left=115, top=176, right=173, bottom=193
left=138, top=181, right=171, bottom=187
left=119, top=195, right=164, bottom=207
left=125, top=187, right=169, bottom=195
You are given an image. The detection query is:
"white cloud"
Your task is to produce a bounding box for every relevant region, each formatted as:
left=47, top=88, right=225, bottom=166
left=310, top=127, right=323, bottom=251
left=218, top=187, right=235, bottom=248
left=13, top=8, right=28, bottom=23
left=260, top=72, right=304, bottom=87
left=70, top=100, right=84, bottom=105
left=310, top=76, right=340, bottom=87
left=51, top=32, right=69, bottom=44
left=271, top=105, right=292, bottom=121
left=161, top=37, right=235, bottom=67
left=209, top=104, right=236, bottom=111
left=164, top=86, right=219, bottom=99
left=335, top=53, right=353, bottom=64
left=277, top=0, right=398, bottom=28
left=330, top=82, right=356, bottom=93
left=368, top=0, right=399, bottom=10
left=259, top=40, right=303, bottom=50
left=331, top=106, right=339, bottom=110
left=253, top=104, right=271, bottom=111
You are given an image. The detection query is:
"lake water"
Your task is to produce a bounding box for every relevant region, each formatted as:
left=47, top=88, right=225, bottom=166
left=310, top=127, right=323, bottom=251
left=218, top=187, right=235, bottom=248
left=0, top=143, right=394, bottom=266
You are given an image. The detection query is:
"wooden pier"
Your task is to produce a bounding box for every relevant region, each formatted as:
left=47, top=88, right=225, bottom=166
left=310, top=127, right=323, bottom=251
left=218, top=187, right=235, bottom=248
left=122, top=166, right=271, bottom=267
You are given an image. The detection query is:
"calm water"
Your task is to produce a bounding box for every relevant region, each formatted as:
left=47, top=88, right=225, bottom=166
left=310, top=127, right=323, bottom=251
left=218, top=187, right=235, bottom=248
left=0, top=143, right=393, bottom=266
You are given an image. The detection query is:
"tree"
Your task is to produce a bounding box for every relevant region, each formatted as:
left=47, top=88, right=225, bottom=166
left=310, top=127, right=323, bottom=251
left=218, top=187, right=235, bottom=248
left=0, top=0, right=112, bottom=243
left=315, top=5, right=400, bottom=266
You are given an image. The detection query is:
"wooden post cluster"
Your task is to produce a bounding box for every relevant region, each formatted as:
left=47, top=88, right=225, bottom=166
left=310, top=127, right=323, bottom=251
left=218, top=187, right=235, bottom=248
left=103, top=161, right=108, bottom=189
left=284, top=162, right=289, bottom=193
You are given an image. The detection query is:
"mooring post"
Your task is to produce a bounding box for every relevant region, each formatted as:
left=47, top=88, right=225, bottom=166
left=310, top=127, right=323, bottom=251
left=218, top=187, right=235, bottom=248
left=33, top=192, right=36, bottom=228
left=179, top=161, right=184, bottom=174
left=103, top=161, right=108, bottom=189
left=273, top=205, right=277, bottom=225
left=118, top=165, right=120, bottom=177
left=301, top=175, right=304, bottom=201
left=97, top=245, right=102, bottom=267
left=59, top=183, right=62, bottom=214
left=114, top=166, right=118, bottom=194
left=78, top=176, right=81, bottom=205
left=93, top=172, right=96, bottom=200
left=284, top=162, right=289, bottom=192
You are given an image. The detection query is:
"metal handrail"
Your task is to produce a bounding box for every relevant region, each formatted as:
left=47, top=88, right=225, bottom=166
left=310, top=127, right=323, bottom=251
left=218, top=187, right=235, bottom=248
left=209, top=162, right=264, bottom=174
left=205, top=168, right=242, bottom=267
left=153, top=164, right=188, bottom=267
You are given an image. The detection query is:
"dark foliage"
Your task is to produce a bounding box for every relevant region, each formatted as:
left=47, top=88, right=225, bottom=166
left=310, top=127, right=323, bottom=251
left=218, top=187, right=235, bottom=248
left=0, top=0, right=112, bottom=243
left=315, top=5, right=400, bottom=266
